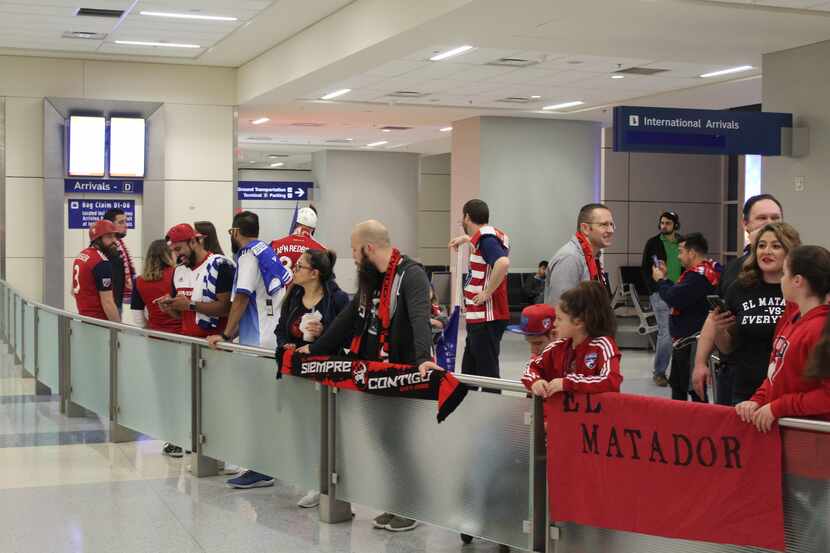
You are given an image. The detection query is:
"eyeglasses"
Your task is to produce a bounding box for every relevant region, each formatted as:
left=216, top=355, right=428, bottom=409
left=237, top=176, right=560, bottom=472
left=227, top=227, right=238, bottom=235
left=294, top=262, right=312, bottom=272
left=588, top=221, right=616, bottom=231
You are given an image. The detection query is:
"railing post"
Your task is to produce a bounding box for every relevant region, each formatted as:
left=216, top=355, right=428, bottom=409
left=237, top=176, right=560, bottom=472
left=109, top=330, right=137, bottom=442
left=64, top=318, right=85, bottom=418
left=529, top=396, right=549, bottom=552
left=319, top=386, right=352, bottom=523
left=192, top=344, right=220, bottom=477
left=33, top=307, right=49, bottom=396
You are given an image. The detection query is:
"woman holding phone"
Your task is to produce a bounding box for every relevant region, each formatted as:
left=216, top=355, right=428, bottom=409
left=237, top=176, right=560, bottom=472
left=713, top=223, right=800, bottom=404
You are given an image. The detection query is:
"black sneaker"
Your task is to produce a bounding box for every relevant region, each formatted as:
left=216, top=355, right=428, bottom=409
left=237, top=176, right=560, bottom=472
left=162, top=443, right=183, bottom=458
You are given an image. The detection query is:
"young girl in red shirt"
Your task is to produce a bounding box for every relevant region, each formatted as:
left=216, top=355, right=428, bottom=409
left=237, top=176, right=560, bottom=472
left=736, top=245, right=830, bottom=432
left=522, top=280, right=622, bottom=397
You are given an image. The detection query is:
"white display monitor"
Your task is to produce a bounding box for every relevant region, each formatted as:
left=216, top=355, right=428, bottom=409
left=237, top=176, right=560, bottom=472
left=109, top=117, right=146, bottom=178
left=67, top=116, right=106, bottom=177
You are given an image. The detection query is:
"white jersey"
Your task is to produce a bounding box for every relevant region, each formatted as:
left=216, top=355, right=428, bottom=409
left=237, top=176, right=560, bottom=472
left=232, top=243, right=290, bottom=349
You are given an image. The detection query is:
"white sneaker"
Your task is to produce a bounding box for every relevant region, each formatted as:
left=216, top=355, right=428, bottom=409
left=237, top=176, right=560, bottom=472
left=222, top=463, right=243, bottom=476
left=297, top=490, right=320, bottom=508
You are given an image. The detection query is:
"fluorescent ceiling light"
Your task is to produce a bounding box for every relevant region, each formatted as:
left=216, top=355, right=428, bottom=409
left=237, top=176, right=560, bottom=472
left=700, top=65, right=753, bottom=78
left=270, top=162, right=284, bottom=167
left=429, top=45, right=474, bottom=61
left=530, top=95, right=541, bottom=99
left=140, top=11, right=238, bottom=21
left=388, top=143, right=408, bottom=149
left=440, top=126, right=453, bottom=132
left=611, top=75, right=625, bottom=79
left=251, top=117, right=269, bottom=125
left=320, top=88, right=351, bottom=100
left=542, top=100, right=585, bottom=111
left=114, top=40, right=200, bottom=49
left=249, top=161, right=257, bottom=164
left=366, top=141, right=388, bottom=147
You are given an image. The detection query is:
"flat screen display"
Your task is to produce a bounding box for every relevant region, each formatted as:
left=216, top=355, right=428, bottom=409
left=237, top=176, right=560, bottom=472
left=109, top=117, right=146, bottom=177
left=68, top=116, right=105, bottom=177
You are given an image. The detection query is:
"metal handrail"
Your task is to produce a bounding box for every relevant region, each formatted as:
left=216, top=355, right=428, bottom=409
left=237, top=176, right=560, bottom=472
left=1, top=280, right=531, bottom=393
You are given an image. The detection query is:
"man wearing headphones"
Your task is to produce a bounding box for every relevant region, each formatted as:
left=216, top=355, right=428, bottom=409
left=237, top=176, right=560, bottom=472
left=641, top=211, right=681, bottom=387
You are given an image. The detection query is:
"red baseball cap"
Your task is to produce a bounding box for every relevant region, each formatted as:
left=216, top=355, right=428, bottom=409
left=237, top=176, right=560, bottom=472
left=165, top=223, right=203, bottom=244
left=88, top=219, right=118, bottom=242
left=507, top=304, right=556, bottom=336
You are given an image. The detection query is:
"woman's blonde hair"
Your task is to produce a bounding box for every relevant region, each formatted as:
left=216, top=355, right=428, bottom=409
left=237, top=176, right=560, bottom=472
left=737, top=222, right=801, bottom=288
left=142, top=239, right=175, bottom=282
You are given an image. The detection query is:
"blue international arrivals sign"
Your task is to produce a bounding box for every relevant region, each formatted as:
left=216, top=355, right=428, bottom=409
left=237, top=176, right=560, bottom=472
left=68, top=199, right=135, bottom=229
left=613, top=106, right=793, bottom=156
left=64, top=178, right=143, bottom=194
left=238, top=181, right=312, bottom=201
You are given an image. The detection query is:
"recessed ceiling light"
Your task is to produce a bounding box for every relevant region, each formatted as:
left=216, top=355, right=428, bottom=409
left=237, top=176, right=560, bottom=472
left=542, top=100, right=585, bottom=111
left=320, top=88, right=351, bottom=100
left=251, top=117, right=269, bottom=125
left=366, top=141, right=388, bottom=147
left=611, top=75, right=625, bottom=79
left=440, top=126, right=453, bottom=132
left=114, top=40, right=200, bottom=49
left=700, top=65, right=754, bottom=78
left=530, top=95, right=542, bottom=99
left=382, top=129, right=392, bottom=133
left=429, top=45, right=474, bottom=61
left=249, top=161, right=257, bottom=164
left=140, top=11, right=238, bottom=21
left=270, top=162, right=284, bottom=168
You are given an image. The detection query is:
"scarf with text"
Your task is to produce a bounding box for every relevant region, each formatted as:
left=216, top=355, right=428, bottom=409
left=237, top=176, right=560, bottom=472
left=575, top=232, right=610, bottom=291
left=279, top=350, right=468, bottom=422
left=349, top=248, right=402, bottom=359
left=671, top=259, right=722, bottom=317
left=116, top=238, right=135, bottom=301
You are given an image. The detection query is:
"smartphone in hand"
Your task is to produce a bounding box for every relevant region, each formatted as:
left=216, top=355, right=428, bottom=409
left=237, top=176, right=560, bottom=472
left=652, top=255, right=660, bottom=267
left=706, top=294, right=730, bottom=314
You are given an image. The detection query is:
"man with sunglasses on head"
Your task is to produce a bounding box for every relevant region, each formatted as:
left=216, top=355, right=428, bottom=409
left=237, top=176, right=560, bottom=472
left=544, top=203, right=614, bottom=308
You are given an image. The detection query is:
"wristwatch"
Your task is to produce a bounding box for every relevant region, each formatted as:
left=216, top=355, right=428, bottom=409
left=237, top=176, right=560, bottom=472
left=188, top=301, right=197, bottom=312
left=221, top=333, right=231, bottom=341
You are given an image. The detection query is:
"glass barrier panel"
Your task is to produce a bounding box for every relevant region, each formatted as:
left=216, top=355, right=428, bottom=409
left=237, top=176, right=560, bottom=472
left=15, top=295, right=23, bottom=358
left=335, top=389, right=532, bottom=550
left=0, top=284, right=6, bottom=337
left=117, top=332, right=191, bottom=448
left=23, top=304, right=35, bottom=374
left=37, top=311, right=60, bottom=394
left=200, top=348, right=321, bottom=491
left=69, top=320, right=110, bottom=419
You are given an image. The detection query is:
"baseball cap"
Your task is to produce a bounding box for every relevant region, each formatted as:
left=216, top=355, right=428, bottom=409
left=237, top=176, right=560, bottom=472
left=506, top=304, right=556, bottom=336
left=88, top=219, right=118, bottom=242
left=165, top=223, right=203, bottom=244
left=297, top=207, right=318, bottom=229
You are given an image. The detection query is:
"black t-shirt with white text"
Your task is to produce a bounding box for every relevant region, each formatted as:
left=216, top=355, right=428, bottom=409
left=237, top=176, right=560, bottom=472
left=725, top=279, right=786, bottom=399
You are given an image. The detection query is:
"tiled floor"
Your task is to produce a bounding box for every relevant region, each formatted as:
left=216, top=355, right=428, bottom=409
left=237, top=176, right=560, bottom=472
left=0, top=336, right=667, bottom=553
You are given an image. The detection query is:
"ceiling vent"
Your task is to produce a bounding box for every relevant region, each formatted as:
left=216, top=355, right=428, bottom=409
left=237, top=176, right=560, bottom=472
left=290, top=122, right=325, bottom=127
left=487, top=57, right=539, bottom=68
left=497, top=96, right=532, bottom=104
left=62, top=31, right=107, bottom=40
left=614, top=67, right=670, bottom=76
left=380, top=126, right=413, bottom=131
left=75, top=7, right=125, bottom=18
left=386, top=91, right=430, bottom=98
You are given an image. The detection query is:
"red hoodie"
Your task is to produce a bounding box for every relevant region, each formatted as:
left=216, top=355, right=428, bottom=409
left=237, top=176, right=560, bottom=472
left=750, top=303, right=830, bottom=420
left=522, top=336, right=623, bottom=394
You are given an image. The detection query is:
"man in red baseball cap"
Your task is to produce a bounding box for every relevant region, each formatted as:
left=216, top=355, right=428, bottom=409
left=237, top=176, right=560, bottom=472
left=157, top=223, right=235, bottom=339
left=72, top=219, right=121, bottom=321
left=506, top=303, right=558, bottom=359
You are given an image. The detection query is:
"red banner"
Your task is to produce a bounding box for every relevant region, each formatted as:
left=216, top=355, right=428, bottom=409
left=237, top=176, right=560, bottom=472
left=545, top=392, right=785, bottom=551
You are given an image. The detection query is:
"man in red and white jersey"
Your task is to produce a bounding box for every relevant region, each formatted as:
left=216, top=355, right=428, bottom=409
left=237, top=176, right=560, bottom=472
left=72, top=219, right=121, bottom=322
left=449, top=199, right=511, bottom=382
left=270, top=206, right=324, bottom=272
left=157, top=224, right=234, bottom=338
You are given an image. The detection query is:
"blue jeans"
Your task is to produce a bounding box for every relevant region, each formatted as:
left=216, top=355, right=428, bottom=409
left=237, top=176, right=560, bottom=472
left=650, top=293, right=672, bottom=377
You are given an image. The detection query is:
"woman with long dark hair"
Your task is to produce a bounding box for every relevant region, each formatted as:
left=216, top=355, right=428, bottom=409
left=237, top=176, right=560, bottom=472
left=194, top=220, right=225, bottom=256
left=737, top=245, right=830, bottom=432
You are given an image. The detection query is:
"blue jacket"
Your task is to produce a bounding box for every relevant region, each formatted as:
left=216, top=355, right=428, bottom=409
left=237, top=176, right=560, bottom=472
left=657, top=271, right=717, bottom=340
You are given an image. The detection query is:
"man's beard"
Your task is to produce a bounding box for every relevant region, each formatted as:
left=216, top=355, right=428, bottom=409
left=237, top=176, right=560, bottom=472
left=115, top=232, right=126, bottom=239
left=357, top=253, right=383, bottom=299
left=660, top=228, right=674, bottom=236
left=231, top=239, right=240, bottom=255
left=101, top=243, right=119, bottom=258
left=178, top=250, right=197, bottom=268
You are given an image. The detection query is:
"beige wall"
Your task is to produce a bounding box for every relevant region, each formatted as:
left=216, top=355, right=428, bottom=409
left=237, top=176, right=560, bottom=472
left=418, top=153, right=451, bottom=267
left=0, top=55, right=236, bottom=303
left=601, top=128, right=725, bottom=291
left=763, top=40, right=830, bottom=246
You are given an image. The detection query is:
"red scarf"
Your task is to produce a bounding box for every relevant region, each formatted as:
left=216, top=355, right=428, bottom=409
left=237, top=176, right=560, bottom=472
left=349, top=248, right=402, bottom=359
left=671, top=259, right=722, bottom=316
left=280, top=350, right=468, bottom=422
left=116, top=238, right=135, bottom=300
left=575, top=232, right=610, bottom=291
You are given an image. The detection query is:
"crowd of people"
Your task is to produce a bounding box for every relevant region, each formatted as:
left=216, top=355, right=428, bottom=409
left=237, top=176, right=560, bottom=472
left=71, top=193, right=830, bottom=541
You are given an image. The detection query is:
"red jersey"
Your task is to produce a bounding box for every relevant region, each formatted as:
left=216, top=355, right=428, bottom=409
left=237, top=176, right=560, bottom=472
left=464, top=226, right=510, bottom=324
left=522, top=336, right=623, bottom=394
left=172, top=254, right=235, bottom=338
left=72, top=246, right=114, bottom=320
left=270, top=231, right=325, bottom=271
left=750, top=304, right=830, bottom=420
left=131, top=267, right=181, bottom=333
